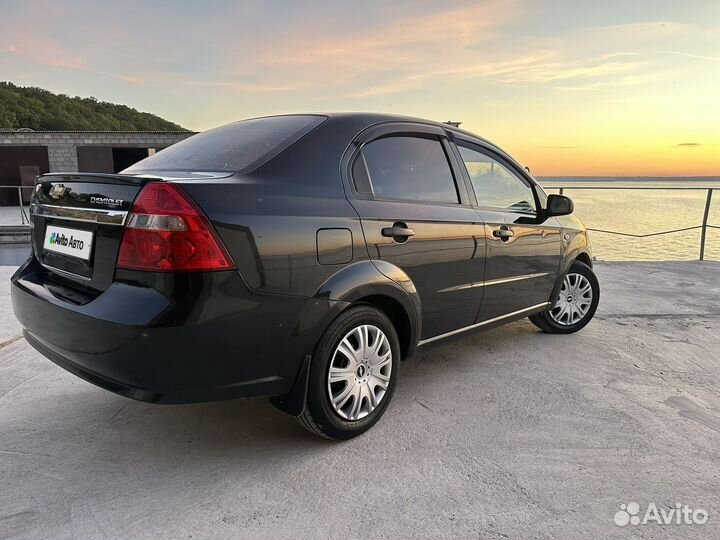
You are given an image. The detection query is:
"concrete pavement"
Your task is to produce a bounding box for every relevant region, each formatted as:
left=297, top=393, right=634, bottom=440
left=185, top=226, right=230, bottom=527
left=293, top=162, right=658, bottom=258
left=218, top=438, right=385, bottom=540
left=1, top=262, right=719, bottom=539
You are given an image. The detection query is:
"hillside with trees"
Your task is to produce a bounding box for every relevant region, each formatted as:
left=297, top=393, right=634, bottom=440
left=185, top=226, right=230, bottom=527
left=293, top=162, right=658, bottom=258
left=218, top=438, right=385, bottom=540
left=0, top=81, right=187, bottom=131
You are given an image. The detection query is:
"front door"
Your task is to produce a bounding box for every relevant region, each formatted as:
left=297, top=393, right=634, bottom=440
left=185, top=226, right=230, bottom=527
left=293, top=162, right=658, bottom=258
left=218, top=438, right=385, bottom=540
left=347, top=129, right=486, bottom=340
left=454, top=140, right=562, bottom=322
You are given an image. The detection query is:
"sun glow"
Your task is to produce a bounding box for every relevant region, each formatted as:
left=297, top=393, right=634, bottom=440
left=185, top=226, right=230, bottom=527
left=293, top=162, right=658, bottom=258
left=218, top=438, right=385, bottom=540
left=1, top=1, right=718, bottom=176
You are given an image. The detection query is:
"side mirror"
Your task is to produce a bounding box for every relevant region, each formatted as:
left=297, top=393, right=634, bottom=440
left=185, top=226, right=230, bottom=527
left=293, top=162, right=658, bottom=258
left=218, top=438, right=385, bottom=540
left=545, top=194, right=574, bottom=217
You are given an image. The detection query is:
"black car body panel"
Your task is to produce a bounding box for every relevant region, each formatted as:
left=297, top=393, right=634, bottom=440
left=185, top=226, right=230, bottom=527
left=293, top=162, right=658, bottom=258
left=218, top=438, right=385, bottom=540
left=351, top=197, right=485, bottom=339
left=11, top=113, right=592, bottom=405
left=12, top=257, right=348, bottom=403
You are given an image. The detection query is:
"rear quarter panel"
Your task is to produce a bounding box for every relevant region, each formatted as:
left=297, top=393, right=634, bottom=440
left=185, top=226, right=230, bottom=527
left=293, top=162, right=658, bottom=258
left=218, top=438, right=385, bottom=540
left=180, top=182, right=368, bottom=297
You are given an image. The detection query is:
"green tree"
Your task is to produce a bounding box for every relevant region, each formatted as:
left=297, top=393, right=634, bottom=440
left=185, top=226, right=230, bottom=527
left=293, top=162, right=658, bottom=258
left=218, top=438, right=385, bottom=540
left=0, top=81, right=187, bottom=131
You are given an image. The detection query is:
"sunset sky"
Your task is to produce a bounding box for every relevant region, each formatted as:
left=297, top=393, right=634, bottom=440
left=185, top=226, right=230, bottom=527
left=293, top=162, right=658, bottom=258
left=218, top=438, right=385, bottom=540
left=1, top=0, right=719, bottom=176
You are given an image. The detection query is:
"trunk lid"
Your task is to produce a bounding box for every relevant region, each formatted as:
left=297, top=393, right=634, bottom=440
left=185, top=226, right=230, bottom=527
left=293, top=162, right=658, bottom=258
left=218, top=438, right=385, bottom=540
left=30, top=173, right=148, bottom=292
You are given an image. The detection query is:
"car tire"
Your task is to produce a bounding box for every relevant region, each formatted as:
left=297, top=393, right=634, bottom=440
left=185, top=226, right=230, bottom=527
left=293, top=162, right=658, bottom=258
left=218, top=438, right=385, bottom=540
left=297, top=305, right=400, bottom=440
left=529, top=260, right=599, bottom=334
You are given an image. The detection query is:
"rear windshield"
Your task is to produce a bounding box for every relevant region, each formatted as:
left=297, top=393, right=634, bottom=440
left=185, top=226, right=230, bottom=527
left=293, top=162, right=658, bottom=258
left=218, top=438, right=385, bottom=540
left=123, top=115, right=326, bottom=174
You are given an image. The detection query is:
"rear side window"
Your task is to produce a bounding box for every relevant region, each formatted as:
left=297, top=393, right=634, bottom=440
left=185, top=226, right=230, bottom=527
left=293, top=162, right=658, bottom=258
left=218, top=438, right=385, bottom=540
left=124, top=115, right=325, bottom=174
left=357, top=135, right=459, bottom=204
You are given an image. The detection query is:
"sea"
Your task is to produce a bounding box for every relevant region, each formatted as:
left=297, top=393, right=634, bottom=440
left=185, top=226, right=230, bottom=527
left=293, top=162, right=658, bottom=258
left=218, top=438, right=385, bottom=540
left=538, top=177, right=720, bottom=262
left=0, top=177, right=717, bottom=264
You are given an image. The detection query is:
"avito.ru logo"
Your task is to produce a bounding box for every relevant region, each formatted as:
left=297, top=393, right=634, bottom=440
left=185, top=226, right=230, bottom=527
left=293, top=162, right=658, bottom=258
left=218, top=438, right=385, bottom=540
left=614, top=502, right=709, bottom=527
left=49, top=232, right=84, bottom=250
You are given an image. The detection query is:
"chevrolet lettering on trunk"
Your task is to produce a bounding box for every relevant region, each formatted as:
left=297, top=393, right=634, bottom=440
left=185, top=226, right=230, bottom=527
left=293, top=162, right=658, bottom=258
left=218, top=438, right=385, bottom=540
left=90, top=196, right=124, bottom=207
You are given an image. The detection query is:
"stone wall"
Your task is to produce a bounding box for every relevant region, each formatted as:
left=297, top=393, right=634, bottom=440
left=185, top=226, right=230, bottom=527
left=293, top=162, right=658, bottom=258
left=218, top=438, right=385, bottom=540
left=0, top=131, right=194, bottom=172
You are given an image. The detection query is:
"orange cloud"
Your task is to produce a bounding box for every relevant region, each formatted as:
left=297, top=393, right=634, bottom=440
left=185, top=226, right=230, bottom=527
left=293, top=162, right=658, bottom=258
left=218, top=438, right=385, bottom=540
left=1, top=38, right=85, bottom=69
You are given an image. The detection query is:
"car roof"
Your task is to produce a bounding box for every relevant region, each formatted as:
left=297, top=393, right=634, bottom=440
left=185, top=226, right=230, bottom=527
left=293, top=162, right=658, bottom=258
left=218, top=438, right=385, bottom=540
left=224, top=112, right=531, bottom=182
left=320, top=113, right=534, bottom=182
left=245, top=112, right=503, bottom=153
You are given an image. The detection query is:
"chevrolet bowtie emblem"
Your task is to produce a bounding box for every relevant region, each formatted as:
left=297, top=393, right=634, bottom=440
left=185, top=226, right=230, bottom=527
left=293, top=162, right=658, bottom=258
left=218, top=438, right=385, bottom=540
left=49, top=184, right=67, bottom=200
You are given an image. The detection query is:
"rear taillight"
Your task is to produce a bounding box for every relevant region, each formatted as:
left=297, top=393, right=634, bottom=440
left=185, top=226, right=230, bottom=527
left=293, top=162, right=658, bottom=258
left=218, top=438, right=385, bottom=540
left=117, top=182, right=235, bottom=272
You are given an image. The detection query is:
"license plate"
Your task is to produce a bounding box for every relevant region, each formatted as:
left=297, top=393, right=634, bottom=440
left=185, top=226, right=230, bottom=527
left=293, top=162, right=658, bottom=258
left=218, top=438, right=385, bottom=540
left=43, top=225, right=94, bottom=261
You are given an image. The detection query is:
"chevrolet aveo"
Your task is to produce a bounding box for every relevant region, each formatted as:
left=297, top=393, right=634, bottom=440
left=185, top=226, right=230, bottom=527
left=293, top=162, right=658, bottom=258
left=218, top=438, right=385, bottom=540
left=11, top=114, right=599, bottom=439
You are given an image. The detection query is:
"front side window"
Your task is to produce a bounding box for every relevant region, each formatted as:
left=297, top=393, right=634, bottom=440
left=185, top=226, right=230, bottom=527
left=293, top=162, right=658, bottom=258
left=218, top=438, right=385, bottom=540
left=458, top=143, right=536, bottom=213
left=358, top=135, right=459, bottom=204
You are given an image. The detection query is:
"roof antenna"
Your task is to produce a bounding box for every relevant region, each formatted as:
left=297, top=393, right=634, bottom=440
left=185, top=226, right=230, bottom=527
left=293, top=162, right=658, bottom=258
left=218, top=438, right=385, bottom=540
left=443, top=121, right=462, bottom=128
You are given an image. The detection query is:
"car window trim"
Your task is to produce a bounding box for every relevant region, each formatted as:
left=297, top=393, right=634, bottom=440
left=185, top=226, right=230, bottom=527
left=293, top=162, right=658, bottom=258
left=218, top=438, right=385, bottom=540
left=354, top=121, right=446, bottom=144
left=361, top=135, right=461, bottom=206
left=346, top=128, right=473, bottom=207
left=452, top=138, right=542, bottom=215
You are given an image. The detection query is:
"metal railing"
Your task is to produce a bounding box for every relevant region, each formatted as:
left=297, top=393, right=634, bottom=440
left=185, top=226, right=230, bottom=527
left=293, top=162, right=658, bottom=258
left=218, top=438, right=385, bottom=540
left=0, top=182, right=718, bottom=260
left=0, top=185, right=34, bottom=225
left=540, top=179, right=719, bottom=261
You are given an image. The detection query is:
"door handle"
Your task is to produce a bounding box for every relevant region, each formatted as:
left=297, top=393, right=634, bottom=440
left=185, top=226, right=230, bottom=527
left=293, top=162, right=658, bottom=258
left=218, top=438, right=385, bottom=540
left=382, top=222, right=415, bottom=242
left=493, top=228, right=514, bottom=240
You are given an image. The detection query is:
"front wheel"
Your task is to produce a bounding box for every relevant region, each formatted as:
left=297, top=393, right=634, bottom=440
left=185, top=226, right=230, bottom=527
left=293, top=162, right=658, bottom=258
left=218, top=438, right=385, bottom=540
left=529, top=260, right=599, bottom=334
left=297, top=305, right=400, bottom=440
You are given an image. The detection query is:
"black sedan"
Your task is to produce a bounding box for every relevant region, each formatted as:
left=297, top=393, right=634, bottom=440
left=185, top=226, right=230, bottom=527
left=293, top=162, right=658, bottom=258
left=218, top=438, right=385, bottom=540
left=11, top=113, right=599, bottom=439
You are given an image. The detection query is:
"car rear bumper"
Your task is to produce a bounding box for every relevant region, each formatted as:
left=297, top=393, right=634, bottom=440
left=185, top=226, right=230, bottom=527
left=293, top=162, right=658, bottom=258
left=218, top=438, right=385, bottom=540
left=11, top=258, right=342, bottom=404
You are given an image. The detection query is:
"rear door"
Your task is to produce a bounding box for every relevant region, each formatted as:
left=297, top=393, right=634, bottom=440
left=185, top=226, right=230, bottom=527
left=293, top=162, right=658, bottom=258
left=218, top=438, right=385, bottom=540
left=451, top=140, right=562, bottom=322
left=345, top=123, right=486, bottom=340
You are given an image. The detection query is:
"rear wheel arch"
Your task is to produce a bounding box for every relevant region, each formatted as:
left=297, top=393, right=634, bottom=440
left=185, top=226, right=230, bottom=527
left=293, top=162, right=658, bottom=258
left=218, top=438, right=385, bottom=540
left=312, top=260, right=421, bottom=358
left=352, top=294, right=413, bottom=360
